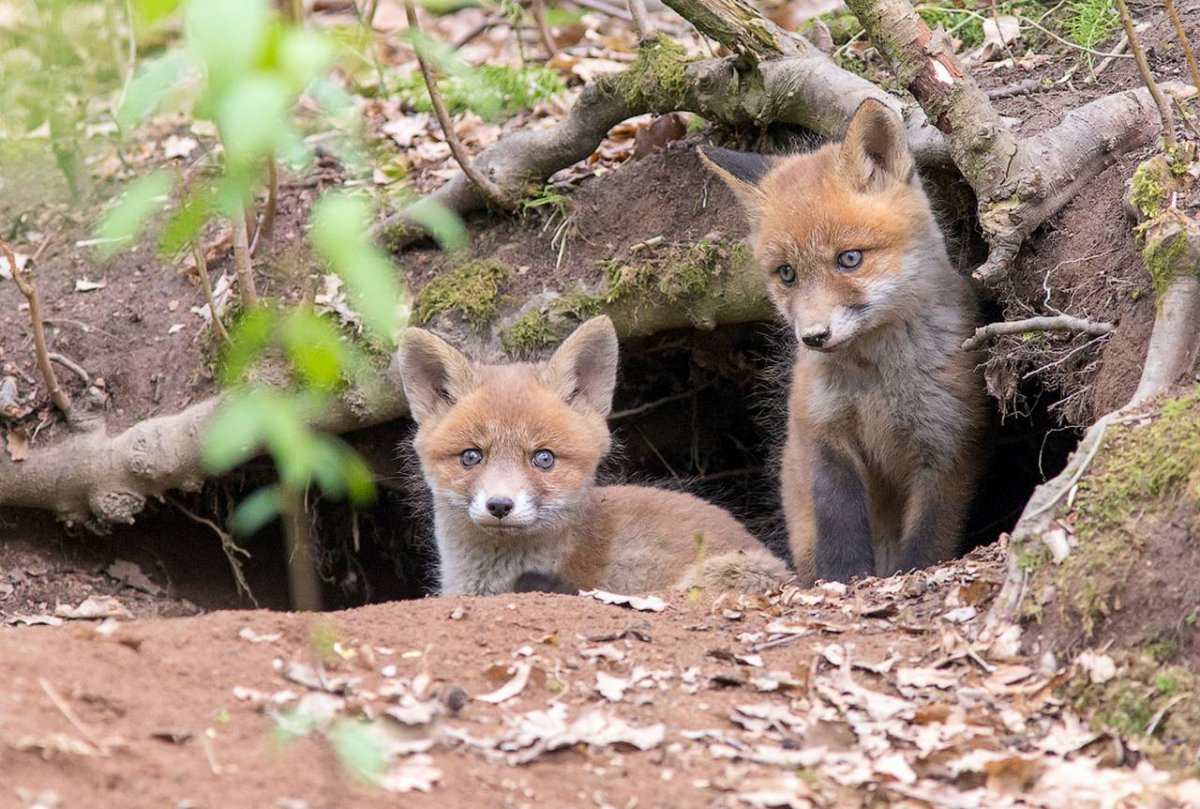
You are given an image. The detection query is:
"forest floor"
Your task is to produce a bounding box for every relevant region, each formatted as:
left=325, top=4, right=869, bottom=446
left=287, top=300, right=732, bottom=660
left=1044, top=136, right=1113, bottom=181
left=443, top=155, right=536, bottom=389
left=4, top=0, right=1200, bottom=806
left=3, top=540, right=1199, bottom=809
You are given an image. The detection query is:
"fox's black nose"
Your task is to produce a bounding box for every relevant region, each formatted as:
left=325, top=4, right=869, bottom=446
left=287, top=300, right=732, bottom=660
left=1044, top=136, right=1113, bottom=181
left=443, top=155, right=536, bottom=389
left=802, top=327, right=831, bottom=348
left=486, top=497, right=515, bottom=519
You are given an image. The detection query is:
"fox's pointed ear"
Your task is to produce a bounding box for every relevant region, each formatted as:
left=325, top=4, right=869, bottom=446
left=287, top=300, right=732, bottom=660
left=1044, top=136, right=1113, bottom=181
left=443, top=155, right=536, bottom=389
left=397, top=328, right=477, bottom=423
left=698, top=145, right=773, bottom=223
left=837, top=99, right=915, bottom=191
left=545, top=315, right=619, bottom=417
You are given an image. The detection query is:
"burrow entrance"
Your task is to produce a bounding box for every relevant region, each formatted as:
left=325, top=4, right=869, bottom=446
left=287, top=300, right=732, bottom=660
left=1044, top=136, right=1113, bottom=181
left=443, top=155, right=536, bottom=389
left=4, top=321, right=1079, bottom=613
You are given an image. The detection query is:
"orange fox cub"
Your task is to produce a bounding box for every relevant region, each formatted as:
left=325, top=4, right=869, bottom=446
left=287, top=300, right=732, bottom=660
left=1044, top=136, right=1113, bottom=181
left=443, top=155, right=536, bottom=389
left=701, top=99, right=985, bottom=585
left=397, top=315, right=787, bottom=596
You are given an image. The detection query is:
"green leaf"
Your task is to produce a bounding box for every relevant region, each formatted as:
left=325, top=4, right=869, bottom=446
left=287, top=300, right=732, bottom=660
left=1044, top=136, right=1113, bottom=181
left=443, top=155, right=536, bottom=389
left=185, top=0, right=270, bottom=92
left=404, top=196, right=468, bottom=253
left=328, top=720, right=387, bottom=783
left=94, top=171, right=173, bottom=257
left=118, top=49, right=196, bottom=130
left=311, top=193, right=405, bottom=340
left=158, top=186, right=214, bottom=258
left=230, top=485, right=281, bottom=536
left=201, top=391, right=270, bottom=473
left=217, top=75, right=291, bottom=168
left=280, top=311, right=349, bottom=393
left=220, top=306, right=277, bottom=385
left=133, top=0, right=185, bottom=26
left=279, top=28, right=337, bottom=93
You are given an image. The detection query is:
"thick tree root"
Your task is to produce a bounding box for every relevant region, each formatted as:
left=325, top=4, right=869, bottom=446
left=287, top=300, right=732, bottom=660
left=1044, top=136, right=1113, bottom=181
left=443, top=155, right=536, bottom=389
left=0, top=282, right=771, bottom=527
left=842, top=0, right=1193, bottom=286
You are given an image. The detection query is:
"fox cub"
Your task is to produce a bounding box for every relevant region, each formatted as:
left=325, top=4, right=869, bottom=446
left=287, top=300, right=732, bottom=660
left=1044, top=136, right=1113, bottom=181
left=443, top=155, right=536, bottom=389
left=701, top=99, right=985, bottom=585
left=398, top=315, right=787, bottom=596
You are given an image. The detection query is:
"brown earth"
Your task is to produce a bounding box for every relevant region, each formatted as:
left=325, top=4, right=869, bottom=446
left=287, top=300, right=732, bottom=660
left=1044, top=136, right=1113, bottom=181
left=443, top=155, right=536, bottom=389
left=3, top=542, right=1198, bottom=809
left=5, top=2, right=1200, bottom=806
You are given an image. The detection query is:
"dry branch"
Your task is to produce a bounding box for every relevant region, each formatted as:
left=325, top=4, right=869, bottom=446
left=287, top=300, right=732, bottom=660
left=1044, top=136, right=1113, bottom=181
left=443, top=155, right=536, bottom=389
left=962, top=315, right=1115, bottom=351
left=231, top=213, right=259, bottom=310
left=1164, top=0, right=1200, bottom=98
left=840, top=0, right=1183, bottom=286
left=1116, top=0, right=1174, bottom=149
left=3, top=241, right=71, bottom=417
left=406, top=0, right=516, bottom=211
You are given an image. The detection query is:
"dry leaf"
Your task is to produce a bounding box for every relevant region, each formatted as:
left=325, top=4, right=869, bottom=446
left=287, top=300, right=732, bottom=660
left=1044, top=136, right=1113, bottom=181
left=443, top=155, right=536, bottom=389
left=55, top=596, right=132, bottom=620
left=6, top=427, right=29, bottom=462
left=105, top=560, right=162, bottom=596
left=475, top=662, right=531, bottom=704
left=74, top=279, right=106, bottom=292
left=581, top=589, right=667, bottom=612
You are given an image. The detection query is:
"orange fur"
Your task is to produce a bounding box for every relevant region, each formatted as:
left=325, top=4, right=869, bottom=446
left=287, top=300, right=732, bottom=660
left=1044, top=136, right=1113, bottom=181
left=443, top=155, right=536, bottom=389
left=702, top=100, right=985, bottom=584
left=398, top=316, right=788, bottom=595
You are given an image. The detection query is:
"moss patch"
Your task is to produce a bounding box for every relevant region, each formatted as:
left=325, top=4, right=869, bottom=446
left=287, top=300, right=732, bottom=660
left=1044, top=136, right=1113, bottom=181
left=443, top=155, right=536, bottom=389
left=412, top=259, right=510, bottom=329
left=1129, top=158, right=1171, bottom=221
left=1065, top=654, right=1200, bottom=766
left=1032, top=388, right=1200, bottom=638
left=618, top=35, right=693, bottom=109
left=501, top=288, right=605, bottom=355
left=1144, top=225, right=1191, bottom=301
left=605, top=240, right=753, bottom=305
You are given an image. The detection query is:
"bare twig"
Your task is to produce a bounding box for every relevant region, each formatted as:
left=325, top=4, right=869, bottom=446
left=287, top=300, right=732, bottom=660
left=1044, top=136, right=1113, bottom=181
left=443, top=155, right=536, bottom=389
left=627, top=0, right=654, bottom=40
left=231, top=213, right=259, bottom=311
left=193, top=241, right=232, bottom=344
left=3, top=241, right=71, bottom=416
left=256, top=158, right=279, bottom=252
left=1164, top=0, right=1200, bottom=97
left=173, top=498, right=257, bottom=605
left=962, top=315, right=1115, bottom=350
left=283, top=0, right=303, bottom=24
left=405, top=0, right=516, bottom=211
left=39, top=678, right=107, bottom=754
left=1116, top=0, right=1175, bottom=149
left=985, top=78, right=1043, bottom=100
left=48, top=353, right=91, bottom=385
left=567, top=0, right=634, bottom=21
left=530, top=0, right=557, bottom=55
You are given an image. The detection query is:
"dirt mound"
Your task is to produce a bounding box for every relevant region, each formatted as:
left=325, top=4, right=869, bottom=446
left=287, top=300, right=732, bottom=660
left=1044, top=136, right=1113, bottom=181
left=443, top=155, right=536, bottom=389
left=3, top=543, right=1197, bottom=808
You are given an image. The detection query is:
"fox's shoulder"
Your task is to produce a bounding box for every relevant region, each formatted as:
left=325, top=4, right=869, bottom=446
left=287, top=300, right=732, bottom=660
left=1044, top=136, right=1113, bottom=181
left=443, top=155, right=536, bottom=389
left=592, top=485, right=757, bottom=547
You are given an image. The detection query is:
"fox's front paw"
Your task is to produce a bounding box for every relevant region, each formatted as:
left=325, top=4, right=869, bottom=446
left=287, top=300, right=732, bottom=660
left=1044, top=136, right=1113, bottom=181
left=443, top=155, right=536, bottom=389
left=513, top=571, right=578, bottom=594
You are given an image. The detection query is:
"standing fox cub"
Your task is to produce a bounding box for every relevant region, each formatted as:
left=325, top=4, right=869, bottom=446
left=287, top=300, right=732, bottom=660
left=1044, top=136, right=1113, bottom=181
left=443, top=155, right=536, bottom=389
left=398, top=315, right=787, bottom=596
left=701, top=99, right=985, bottom=585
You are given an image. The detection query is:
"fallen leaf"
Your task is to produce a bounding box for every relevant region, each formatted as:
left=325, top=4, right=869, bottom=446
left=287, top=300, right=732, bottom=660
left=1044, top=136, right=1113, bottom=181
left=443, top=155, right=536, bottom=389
left=55, top=596, right=132, bottom=620
left=74, top=279, right=106, bottom=292
left=581, top=589, right=667, bottom=612
left=475, top=662, right=531, bottom=704
left=7, top=427, right=29, bottom=461
left=376, top=754, right=442, bottom=793
left=105, top=560, right=162, bottom=596
left=1075, top=650, right=1117, bottom=685
left=595, top=671, right=628, bottom=702
left=162, top=135, right=199, bottom=159
left=941, top=606, right=977, bottom=624
left=8, top=614, right=64, bottom=627
left=238, top=626, right=283, bottom=644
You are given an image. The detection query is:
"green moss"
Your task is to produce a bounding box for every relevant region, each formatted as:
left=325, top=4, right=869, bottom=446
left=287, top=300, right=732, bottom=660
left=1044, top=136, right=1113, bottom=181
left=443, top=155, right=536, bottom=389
left=393, top=63, right=566, bottom=122
left=1144, top=228, right=1191, bottom=300
left=618, top=35, right=693, bottom=109
left=1130, top=160, right=1169, bottom=220
left=501, top=288, right=605, bottom=355
left=1040, top=388, right=1200, bottom=636
left=1067, top=656, right=1199, bottom=763
left=605, top=240, right=752, bottom=304
left=1145, top=633, right=1182, bottom=664
left=412, top=259, right=510, bottom=329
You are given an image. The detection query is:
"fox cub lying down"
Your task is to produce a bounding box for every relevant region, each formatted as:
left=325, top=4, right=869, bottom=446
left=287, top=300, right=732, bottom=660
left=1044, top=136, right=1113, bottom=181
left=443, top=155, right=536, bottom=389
left=701, top=99, right=985, bottom=585
left=398, top=315, right=788, bottom=596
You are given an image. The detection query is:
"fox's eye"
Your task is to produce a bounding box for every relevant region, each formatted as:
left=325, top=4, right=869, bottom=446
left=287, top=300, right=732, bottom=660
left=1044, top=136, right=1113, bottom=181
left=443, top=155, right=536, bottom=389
left=836, top=250, right=864, bottom=271
left=776, top=264, right=796, bottom=286
left=531, top=449, right=556, bottom=470
left=460, top=449, right=483, bottom=467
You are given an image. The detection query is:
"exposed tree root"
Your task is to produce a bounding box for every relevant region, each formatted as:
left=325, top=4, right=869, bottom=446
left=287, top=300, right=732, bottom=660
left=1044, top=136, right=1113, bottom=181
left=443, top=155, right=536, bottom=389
left=0, top=281, right=770, bottom=526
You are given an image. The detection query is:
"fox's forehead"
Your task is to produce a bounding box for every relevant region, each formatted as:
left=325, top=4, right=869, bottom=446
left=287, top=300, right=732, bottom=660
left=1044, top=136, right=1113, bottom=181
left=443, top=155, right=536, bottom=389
left=422, top=366, right=606, bottom=454
left=754, top=147, right=917, bottom=258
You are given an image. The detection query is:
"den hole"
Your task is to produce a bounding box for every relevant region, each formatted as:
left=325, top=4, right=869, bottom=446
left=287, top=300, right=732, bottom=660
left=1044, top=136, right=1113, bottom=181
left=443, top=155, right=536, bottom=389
left=24, top=320, right=1081, bottom=612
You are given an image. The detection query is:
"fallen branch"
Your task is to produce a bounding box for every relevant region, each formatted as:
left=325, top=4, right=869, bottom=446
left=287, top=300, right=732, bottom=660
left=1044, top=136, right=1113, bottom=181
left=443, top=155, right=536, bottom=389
left=406, top=0, right=515, bottom=211
left=962, top=315, right=1115, bottom=351
left=3, top=241, right=71, bottom=417
left=841, top=0, right=1183, bottom=286
left=1116, top=0, right=1174, bottom=149
left=48, top=353, right=91, bottom=385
